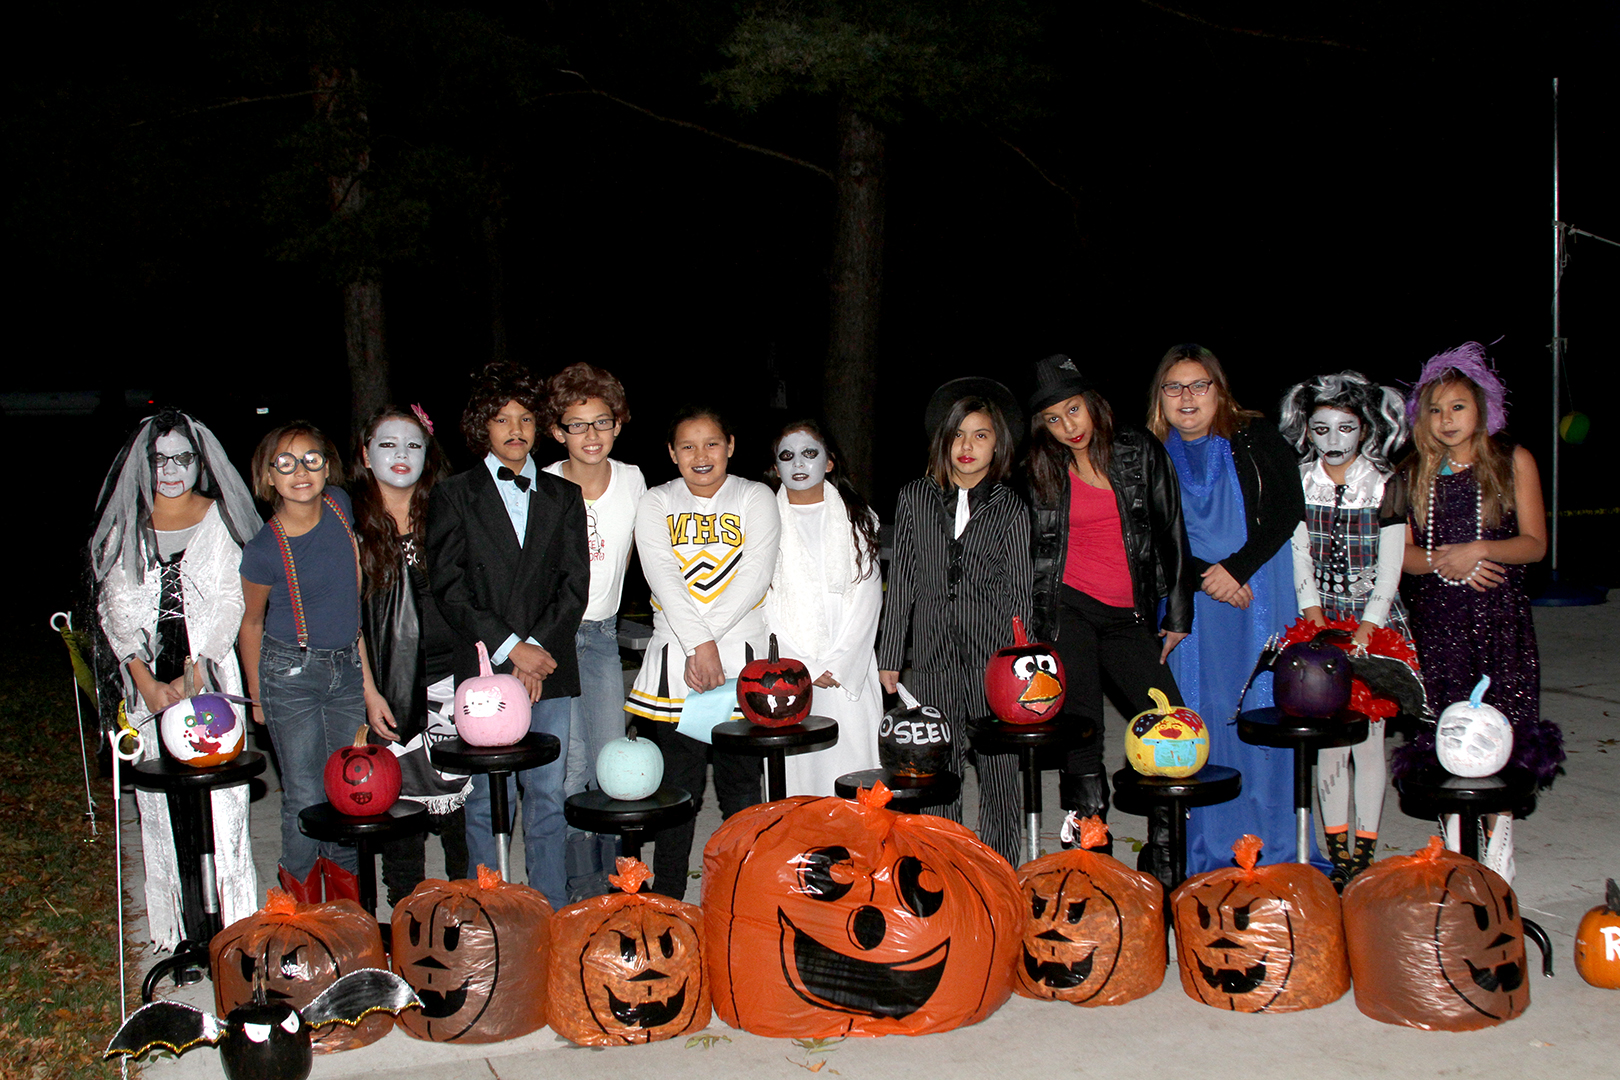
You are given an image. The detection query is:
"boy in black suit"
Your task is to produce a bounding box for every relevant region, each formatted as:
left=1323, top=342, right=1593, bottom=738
left=428, top=362, right=589, bottom=908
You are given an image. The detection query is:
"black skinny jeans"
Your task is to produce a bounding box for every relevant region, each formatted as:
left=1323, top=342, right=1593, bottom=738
left=638, top=719, right=761, bottom=902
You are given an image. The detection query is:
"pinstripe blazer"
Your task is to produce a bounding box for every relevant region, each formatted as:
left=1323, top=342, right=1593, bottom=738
left=877, top=477, right=1034, bottom=678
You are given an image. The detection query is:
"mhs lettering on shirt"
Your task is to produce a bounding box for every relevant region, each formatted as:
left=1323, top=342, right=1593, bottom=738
left=664, top=511, right=746, bottom=604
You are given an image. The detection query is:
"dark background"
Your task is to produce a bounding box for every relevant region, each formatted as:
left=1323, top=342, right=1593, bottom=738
left=7, top=2, right=1617, bottom=630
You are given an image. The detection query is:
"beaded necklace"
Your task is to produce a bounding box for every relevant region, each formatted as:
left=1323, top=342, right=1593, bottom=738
left=1424, top=461, right=1483, bottom=586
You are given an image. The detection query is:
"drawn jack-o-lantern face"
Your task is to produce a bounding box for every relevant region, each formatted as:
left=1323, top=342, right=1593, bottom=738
left=1171, top=836, right=1349, bottom=1013
left=1434, top=863, right=1528, bottom=1020
left=736, top=634, right=814, bottom=727
left=705, top=787, right=1023, bottom=1036
left=984, top=617, right=1066, bottom=724
left=391, top=868, right=552, bottom=1043
left=1019, top=867, right=1122, bottom=1002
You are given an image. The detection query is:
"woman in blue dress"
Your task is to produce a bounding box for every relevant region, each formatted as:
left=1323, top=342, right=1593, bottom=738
left=1147, top=343, right=1319, bottom=872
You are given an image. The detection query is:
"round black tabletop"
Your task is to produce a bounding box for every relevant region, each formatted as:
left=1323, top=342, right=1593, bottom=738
left=711, top=715, right=839, bottom=754
left=834, top=768, right=963, bottom=809
left=967, top=717, right=1069, bottom=753
left=1396, top=763, right=1537, bottom=815
left=131, top=750, right=266, bottom=792
left=298, top=799, right=429, bottom=841
left=1112, top=764, right=1242, bottom=807
left=564, top=786, right=695, bottom=833
left=431, top=732, right=560, bottom=774
left=1237, top=707, right=1370, bottom=750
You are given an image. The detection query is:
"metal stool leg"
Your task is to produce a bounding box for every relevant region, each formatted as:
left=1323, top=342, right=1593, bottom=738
left=1293, top=745, right=1312, bottom=864
left=766, top=750, right=787, bottom=803
left=1020, top=747, right=1042, bottom=865
left=488, top=771, right=513, bottom=882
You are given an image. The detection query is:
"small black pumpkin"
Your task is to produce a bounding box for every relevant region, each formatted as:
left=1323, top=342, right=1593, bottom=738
left=877, top=683, right=953, bottom=777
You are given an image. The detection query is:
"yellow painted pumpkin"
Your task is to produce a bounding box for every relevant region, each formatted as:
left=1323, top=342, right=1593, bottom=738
left=1125, top=688, right=1208, bottom=778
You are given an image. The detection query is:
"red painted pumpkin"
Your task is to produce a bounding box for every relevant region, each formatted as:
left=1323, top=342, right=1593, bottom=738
left=547, top=858, right=711, bottom=1044
left=391, top=866, right=553, bottom=1043
left=984, top=617, right=1065, bottom=724
left=1344, top=837, right=1531, bottom=1028
left=736, top=634, right=813, bottom=727
left=704, top=784, right=1023, bottom=1036
left=323, top=725, right=402, bottom=816
left=1170, top=835, right=1350, bottom=1013
left=209, top=888, right=391, bottom=1054
left=453, top=641, right=531, bottom=746
left=1014, top=817, right=1164, bottom=1006
left=1574, top=878, right=1620, bottom=989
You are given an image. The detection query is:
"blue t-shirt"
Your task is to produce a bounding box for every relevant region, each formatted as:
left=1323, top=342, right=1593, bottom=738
left=240, top=487, right=361, bottom=649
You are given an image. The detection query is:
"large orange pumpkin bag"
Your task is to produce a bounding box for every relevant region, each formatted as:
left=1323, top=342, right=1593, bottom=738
left=704, top=784, right=1024, bottom=1037
left=1343, top=836, right=1531, bottom=1030
left=209, top=888, right=390, bottom=1053
left=390, top=866, right=553, bottom=1042
left=1015, top=816, right=1165, bottom=1006
left=548, top=858, right=711, bottom=1045
left=1170, top=835, right=1349, bottom=1012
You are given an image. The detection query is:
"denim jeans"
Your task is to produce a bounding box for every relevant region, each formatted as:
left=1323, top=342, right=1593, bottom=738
left=563, top=619, right=626, bottom=898
left=464, top=694, right=572, bottom=908
left=259, top=635, right=364, bottom=879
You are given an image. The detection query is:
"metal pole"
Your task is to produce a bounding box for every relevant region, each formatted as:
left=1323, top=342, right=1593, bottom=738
left=1551, top=78, right=1561, bottom=573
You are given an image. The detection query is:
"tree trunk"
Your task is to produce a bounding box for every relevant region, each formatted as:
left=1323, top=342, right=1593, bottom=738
left=314, top=65, right=387, bottom=438
left=825, top=99, right=885, bottom=500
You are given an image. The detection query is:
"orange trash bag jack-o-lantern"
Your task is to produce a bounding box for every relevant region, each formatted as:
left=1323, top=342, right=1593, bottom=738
left=1343, top=837, right=1533, bottom=1029
left=390, top=866, right=553, bottom=1043
left=209, top=888, right=390, bottom=1054
left=1170, top=835, right=1350, bottom=1013
left=547, top=858, right=711, bottom=1045
left=704, top=783, right=1023, bottom=1037
left=1014, top=816, right=1165, bottom=1007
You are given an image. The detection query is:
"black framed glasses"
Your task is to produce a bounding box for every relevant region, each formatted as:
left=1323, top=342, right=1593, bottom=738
left=559, top=418, right=617, bottom=434
left=152, top=451, right=197, bottom=470
left=1160, top=379, right=1214, bottom=398
left=271, top=450, right=327, bottom=475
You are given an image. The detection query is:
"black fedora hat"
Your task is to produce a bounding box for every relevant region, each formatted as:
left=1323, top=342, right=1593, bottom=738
left=923, top=377, right=1023, bottom=441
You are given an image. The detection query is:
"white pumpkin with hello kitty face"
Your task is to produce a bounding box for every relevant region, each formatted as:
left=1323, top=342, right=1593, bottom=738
left=453, top=641, right=531, bottom=746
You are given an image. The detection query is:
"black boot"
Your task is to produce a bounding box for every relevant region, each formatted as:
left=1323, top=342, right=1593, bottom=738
left=1058, top=768, right=1112, bottom=855
left=1136, top=805, right=1175, bottom=891
left=1323, top=830, right=1352, bottom=891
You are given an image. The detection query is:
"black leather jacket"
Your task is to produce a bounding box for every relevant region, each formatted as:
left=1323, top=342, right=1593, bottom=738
left=1030, top=426, right=1195, bottom=640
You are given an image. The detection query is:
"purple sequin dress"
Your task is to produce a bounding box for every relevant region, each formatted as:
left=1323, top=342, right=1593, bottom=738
left=1395, top=466, right=1564, bottom=785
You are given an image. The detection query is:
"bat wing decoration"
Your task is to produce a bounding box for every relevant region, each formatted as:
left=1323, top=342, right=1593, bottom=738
left=1346, top=652, right=1431, bottom=721
left=107, top=968, right=420, bottom=1080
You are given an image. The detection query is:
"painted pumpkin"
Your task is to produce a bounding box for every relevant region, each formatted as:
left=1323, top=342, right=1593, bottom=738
left=703, top=783, right=1023, bottom=1036
left=984, top=616, right=1065, bottom=724
left=1343, top=836, right=1529, bottom=1029
left=1014, top=817, right=1164, bottom=1006
left=453, top=641, right=531, bottom=746
left=595, top=727, right=664, bottom=801
left=877, top=682, right=953, bottom=777
left=547, top=858, right=711, bottom=1044
left=1279, top=617, right=1421, bottom=720
left=1574, top=878, right=1620, bottom=989
left=736, top=634, right=814, bottom=727
left=209, top=889, right=390, bottom=1053
left=1435, top=676, right=1514, bottom=778
left=1272, top=638, right=1352, bottom=718
left=1124, top=689, right=1208, bottom=778
left=391, top=866, right=553, bottom=1042
left=323, top=725, right=402, bottom=816
left=1170, top=835, right=1350, bottom=1013
left=159, top=692, right=245, bottom=767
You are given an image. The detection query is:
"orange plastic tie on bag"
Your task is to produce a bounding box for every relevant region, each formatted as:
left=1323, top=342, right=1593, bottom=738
left=1417, top=835, right=1446, bottom=862
left=1233, top=834, right=1264, bottom=876
left=477, top=864, right=504, bottom=889
left=608, top=857, right=651, bottom=894
left=857, top=781, right=894, bottom=810
left=1078, top=815, right=1110, bottom=851
left=264, top=888, right=298, bottom=915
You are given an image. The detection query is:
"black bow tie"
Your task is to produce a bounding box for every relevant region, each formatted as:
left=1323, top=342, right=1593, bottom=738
left=497, top=466, right=531, bottom=492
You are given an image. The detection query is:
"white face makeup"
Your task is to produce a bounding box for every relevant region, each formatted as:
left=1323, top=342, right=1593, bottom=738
left=1308, top=407, right=1363, bottom=466
left=775, top=430, right=829, bottom=492
left=152, top=431, right=199, bottom=500
left=366, top=418, right=428, bottom=490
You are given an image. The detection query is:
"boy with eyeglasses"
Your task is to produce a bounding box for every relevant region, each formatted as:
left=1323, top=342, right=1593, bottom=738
left=542, top=363, right=647, bottom=900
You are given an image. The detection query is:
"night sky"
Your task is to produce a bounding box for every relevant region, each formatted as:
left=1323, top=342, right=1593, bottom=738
left=7, top=2, right=1617, bottom=621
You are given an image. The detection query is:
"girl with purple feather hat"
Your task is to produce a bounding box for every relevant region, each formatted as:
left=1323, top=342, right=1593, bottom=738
left=1394, top=341, right=1562, bottom=883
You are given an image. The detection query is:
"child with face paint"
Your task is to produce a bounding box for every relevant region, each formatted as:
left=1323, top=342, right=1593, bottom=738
left=541, top=363, right=647, bottom=900
left=240, top=422, right=392, bottom=899
left=92, top=408, right=263, bottom=951
left=1393, top=343, right=1561, bottom=883
left=877, top=379, right=1032, bottom=868
left=1279, top=371, right=1409, bottom=886
left=626, top=405, right=778, bottom=899
left=765, top=420, right=884, bottom=795
left=350, top=405, right=472, bottom=903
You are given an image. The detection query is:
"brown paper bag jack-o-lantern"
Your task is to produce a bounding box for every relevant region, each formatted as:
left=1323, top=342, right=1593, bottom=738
left=1170, top=834, right=1350, bottom=1013
left=209, top=888, right=391, bottom=1054
left=391, top=865, right=553, bottom=1043
left=1015, top=816, right=1165, bottom=1007
left=704, top=783, right=1024, bottom=1038
left=547, top=858, right=711, bottom=1045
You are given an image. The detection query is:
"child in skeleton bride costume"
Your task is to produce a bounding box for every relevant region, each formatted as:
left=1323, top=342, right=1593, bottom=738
left=1279, top=373, right=1408, bottom=887
left=92, top=409, right=263, bottom=951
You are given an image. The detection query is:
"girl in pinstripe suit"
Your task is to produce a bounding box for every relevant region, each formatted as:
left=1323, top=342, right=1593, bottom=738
left=879, top=380, right=1032, bottom=867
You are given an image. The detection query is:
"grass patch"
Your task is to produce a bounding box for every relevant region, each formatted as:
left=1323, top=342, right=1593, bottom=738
left=0, top=625, right=135, bottom=1079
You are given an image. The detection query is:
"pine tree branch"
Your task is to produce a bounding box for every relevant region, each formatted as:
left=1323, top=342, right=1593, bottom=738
left=127, top=91, right=314, bottom=128
left=1130, top=1, right=1367, bottom=51
left=993, top=134, right=1080, bottom=208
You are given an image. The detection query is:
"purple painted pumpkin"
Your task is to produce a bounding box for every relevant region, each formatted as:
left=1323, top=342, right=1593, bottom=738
left=453, top=642, right=530, bottom=746
left=1273, top=639, right=1352, bottom=719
